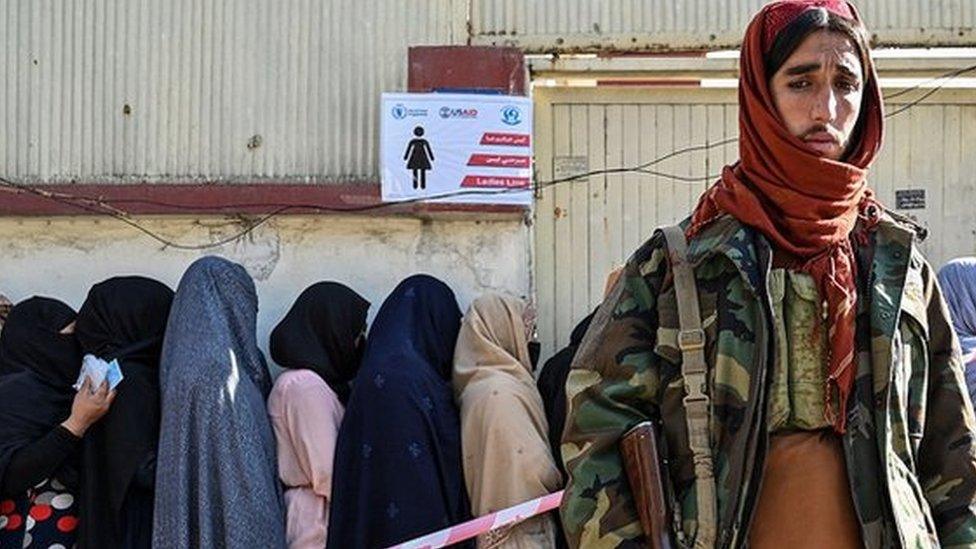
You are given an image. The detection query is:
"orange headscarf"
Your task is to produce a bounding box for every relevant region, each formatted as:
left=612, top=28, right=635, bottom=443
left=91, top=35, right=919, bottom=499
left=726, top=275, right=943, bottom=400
left=688, top=0, right=885, bottom=433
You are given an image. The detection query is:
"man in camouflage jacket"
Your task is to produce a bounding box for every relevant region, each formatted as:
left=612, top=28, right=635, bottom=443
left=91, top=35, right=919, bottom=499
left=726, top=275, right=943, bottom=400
left=559, top=1, right=976, bottom=547
left=560, top=214, right=976, bottom=548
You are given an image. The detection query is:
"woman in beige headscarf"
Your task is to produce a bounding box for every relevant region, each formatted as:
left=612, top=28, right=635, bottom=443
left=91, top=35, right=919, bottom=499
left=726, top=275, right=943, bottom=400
left=453, top=293, right=562, bottom=548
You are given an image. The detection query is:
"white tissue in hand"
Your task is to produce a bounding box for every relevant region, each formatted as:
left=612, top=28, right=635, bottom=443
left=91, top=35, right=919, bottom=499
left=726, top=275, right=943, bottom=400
left=73, top=354, right=124, bottom=391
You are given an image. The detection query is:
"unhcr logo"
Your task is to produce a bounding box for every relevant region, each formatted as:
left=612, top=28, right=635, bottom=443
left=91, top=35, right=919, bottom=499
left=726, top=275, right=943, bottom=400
left=501, top=105, right=522, bottom=126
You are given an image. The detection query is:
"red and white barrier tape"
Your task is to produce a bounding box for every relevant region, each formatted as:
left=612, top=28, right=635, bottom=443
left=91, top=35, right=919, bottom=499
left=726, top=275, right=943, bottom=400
left=388, top=490, right=565, bottom=549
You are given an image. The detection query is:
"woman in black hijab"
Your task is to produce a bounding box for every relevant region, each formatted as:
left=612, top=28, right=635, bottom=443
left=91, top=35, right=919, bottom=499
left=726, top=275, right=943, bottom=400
left=74, top=276, right=174, bottom=549
left=270, top=281, right=370, bottom=403
left=0, top=297, right=115, bottom=548
left=535, top=311, right=595, bottom=549
left=327, top=274, right=471, bottom=549
left=536, top=311, right=595, bottom=479
left=268, top=282, right=370, bottom=548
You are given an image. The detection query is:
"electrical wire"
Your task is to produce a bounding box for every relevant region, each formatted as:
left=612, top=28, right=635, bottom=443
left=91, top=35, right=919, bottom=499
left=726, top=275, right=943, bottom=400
left=882, top=61, right=976, bottom=100
left=1, top=59, right=972, bottom=250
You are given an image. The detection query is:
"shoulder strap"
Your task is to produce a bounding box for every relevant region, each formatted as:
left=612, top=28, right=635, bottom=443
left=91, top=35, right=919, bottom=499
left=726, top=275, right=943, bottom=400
left=660, top=224, right=716, bottom=549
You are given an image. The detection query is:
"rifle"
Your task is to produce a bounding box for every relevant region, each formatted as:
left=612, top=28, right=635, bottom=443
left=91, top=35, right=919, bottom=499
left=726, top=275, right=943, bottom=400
left=620, top=421, right=673, bottom=549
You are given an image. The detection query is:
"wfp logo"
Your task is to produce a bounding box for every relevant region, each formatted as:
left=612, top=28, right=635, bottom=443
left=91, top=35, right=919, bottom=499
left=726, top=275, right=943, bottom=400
left=391, top=104, right=407, bottom=120
left=439, top=106, right=478, bottom=119
left=501, top=105, right=522, bottom=126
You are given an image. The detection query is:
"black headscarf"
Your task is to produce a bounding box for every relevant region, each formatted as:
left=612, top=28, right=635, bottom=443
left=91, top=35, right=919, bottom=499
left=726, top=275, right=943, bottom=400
left=0, top=297, right=81, bottom=489
left=537, top=310, right=595, bottom=479
left=75, top=276, right=174, bottom=549
left=0, top=297, right=79, bottom=384
left=327, top=274, right=471, bottom=548
left=270, top=282, right=370, bottom=404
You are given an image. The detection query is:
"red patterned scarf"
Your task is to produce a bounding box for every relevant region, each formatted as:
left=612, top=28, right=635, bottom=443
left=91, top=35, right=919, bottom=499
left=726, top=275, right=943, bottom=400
left=688, top=0, right=885, bottom=432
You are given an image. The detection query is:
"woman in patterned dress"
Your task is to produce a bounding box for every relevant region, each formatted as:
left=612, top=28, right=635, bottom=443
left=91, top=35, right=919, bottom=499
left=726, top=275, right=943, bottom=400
left=0, top=297, right=115, bottom=548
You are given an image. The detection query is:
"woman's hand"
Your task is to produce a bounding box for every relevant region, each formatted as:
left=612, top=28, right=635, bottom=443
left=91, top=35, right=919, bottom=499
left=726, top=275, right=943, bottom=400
left=61, top=377, right=117, bottom=437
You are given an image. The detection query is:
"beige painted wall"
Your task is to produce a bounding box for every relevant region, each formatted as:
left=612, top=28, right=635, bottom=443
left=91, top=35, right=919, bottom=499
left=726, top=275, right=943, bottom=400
left=532, top=84, right=976, bottom=357
left=0, top=214, right=531, bottom=364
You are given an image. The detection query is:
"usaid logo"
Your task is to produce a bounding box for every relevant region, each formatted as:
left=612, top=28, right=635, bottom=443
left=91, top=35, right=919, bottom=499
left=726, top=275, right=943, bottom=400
left=439, top=106, right=478, bottom=119
left=501, top=105, right=522, bottom=126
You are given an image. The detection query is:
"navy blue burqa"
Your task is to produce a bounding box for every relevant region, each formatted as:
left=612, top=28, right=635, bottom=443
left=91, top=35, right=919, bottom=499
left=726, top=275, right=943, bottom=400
left=326, top=275, right=472, bottom=549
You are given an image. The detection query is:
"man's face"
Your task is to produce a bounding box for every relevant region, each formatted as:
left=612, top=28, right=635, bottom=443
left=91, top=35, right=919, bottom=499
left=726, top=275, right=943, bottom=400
left=769, top=29, right=864, bottom=161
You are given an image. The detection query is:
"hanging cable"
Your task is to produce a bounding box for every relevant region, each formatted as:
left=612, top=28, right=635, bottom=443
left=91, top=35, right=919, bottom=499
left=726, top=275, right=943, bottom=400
left=0, top=59, right=971, bottom=250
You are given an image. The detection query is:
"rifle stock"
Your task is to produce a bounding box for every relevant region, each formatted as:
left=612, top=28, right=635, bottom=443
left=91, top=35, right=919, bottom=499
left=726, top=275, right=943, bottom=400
left=620, top=421, right=673, bottom=549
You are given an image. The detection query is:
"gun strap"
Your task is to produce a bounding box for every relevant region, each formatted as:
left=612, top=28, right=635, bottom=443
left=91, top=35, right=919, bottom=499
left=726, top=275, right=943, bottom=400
left=661, top=224, right=716, bottom=549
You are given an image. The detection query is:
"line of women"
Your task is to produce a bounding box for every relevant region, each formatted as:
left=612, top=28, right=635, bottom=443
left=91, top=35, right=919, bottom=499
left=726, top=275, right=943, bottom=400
left=0, top=256, right=606, bottom=549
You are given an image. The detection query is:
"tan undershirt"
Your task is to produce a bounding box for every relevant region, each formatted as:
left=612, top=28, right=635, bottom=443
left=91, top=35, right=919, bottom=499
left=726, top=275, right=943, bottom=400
left=748, top=431, right=862, bottom=548
left=748, top=270, right=862, bottom=548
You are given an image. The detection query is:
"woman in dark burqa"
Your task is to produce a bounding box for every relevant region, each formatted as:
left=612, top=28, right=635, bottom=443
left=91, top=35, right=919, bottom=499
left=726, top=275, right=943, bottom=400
left=536, top=311, right=594, bottom=479
left=74, top=276, right=174, bottom=549
left=326, top=274, right=471, bottom=549
left=534, top=311, right=594, bottom=549
left=0, top=297, right=115, bottom=548
left=537, top=268, right=617, bottom=478
left=938, top=257, right=976, bottom=404
left=152, top=256, right=286, bottom=549
left=267, top=282, right=370, bottom=548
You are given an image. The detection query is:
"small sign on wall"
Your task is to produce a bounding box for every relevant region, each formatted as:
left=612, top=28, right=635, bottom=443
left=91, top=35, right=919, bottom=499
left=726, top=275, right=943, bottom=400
left=895, top=189, right=926, bottom=210
left=381, top=93, right=533, bottom=205
left=554, top=156, right=589, bottom=182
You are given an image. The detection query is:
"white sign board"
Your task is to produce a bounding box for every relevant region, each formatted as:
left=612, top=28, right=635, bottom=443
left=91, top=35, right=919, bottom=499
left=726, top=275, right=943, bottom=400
left=381, top=93, right=533, bottom=205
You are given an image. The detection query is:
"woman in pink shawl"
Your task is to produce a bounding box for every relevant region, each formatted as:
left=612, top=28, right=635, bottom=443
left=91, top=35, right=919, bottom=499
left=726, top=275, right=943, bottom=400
left=267, top=282, right=370, bottom=549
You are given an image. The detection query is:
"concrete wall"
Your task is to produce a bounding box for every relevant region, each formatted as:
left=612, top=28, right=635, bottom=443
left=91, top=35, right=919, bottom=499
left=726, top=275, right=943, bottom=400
left=0, top=214, right=531, bottom=365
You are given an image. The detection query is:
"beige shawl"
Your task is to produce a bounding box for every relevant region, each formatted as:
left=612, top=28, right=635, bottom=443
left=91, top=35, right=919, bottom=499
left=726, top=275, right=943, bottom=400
left=453, top=294, right=562, bottom=517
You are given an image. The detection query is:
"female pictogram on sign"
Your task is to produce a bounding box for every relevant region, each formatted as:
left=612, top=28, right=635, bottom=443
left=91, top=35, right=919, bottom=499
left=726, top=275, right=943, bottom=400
left=403, top=126, right=435, bottom=190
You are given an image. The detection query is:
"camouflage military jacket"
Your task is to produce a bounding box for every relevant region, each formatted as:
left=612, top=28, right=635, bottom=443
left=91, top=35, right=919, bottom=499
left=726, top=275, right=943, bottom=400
left=560, top=213, right=976, bottom=548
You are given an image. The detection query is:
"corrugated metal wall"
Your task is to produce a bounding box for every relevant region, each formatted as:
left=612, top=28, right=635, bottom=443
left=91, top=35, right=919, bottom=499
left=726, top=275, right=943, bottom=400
left=532, top=86, right=976, bottom=356
left=471, top=0, right=976, bottom=52
left=4, top=1, right=972, bottom=184
left=0, top=0, right=464, bottom=184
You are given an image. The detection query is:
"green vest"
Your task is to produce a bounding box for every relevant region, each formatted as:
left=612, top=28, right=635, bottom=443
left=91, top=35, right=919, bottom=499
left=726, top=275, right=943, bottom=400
left=767, top=269, right=834, bottom=432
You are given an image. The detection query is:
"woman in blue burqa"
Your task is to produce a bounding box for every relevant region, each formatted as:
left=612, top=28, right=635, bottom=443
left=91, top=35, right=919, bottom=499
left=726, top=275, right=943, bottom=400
left=326, top=274, right=472, bottom=549
left=152, top=256, right=286, bottom=548
left=938, top=257, right=976, bottom=405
